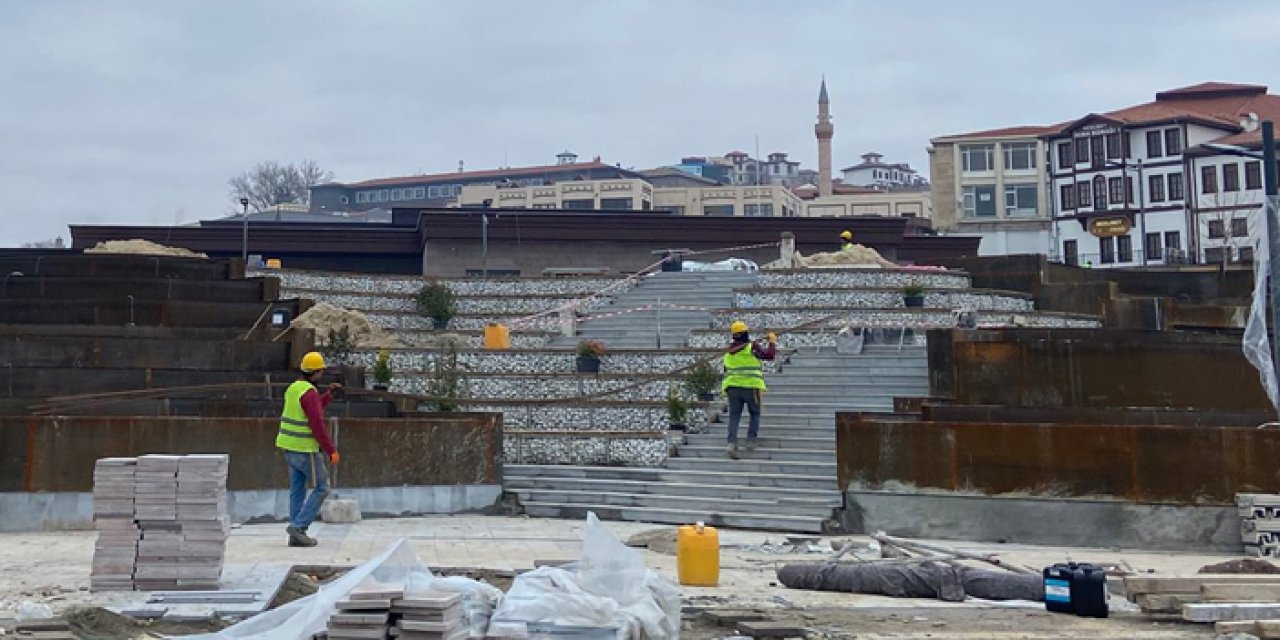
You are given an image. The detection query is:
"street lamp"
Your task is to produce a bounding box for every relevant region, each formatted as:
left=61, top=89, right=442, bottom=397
left=239, top=197, right=250, bottom=262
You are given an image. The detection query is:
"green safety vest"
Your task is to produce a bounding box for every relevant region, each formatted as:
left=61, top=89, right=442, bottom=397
left=276, top=380, right=319, bottom=453
left=722, top=347, right=766, bottom=392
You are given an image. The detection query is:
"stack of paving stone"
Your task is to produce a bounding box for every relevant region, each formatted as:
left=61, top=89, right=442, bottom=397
left=327, top=586, right=401, bottom=639
left=90, top=454, right=231, bottom=591
left=1238, top=493, right=1280, bottom=557
left=391, top=591, right=466, bottom=640
left=12, top=619, right=76, bottom=639
left=90, top=457, right=140, bottom=591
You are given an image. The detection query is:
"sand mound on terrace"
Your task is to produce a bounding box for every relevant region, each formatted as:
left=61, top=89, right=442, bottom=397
left=291, top=302, right=402, bottom=348
left=84, top=239, right=208, bottom=258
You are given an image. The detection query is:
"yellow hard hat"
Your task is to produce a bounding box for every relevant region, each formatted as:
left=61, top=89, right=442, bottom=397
left=840, top=230, right=853, bottom=241
left=730, top=320, right=748, bottom=334
left=300, top=351, right=326, bottom=373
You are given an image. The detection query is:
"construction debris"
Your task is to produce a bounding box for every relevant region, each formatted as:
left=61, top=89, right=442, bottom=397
left=84, top=239, right=208, bottom=258
left=290, top=302, right=403, bottom=348
left=1201, top=558, right=1280, bottom=574
left=776, top=561, right=1043, bottom=602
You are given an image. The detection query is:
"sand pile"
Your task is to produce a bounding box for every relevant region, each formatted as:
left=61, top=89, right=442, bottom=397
left=84, top=239, right=208, bottom=258
left=291, top=302, right=402, bottom=348
left=796, top=244, right=896, bottom=269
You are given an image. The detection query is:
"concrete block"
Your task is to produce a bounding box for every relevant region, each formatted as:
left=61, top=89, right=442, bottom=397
left=1185, top=603, right=1280, bottom=622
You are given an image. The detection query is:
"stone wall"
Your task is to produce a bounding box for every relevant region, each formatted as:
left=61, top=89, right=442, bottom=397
left=756, top=269, right=970, bottom=290
left=396, top=331, right=554, bottom=349
left=349, top=349, right=721, bottom=376
left=257, top=268, right=634, bottom=297
left=505, top=434, right=668, bottom=467
left=735, top=290, right=1033, bottom=312
left=391, top=374, right=685, bottom=402
left=294, top=291, right=613, bottom=315
left=366, top=312, right=562, bottom=332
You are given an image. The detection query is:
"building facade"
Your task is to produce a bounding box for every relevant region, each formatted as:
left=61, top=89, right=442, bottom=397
left=1047, top=83, right=1280, bottom=268
left=308, top=156, right=640, bottom=213
left=457, top=179, right=803, bottom=218
left=842, top=152, right=928, bottom=189
left=928, top=126, right=1056, bottom=257
left=800, top=189, right=932, bottom=219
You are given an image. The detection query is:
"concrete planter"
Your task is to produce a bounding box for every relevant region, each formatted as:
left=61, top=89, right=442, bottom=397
left=575, top=355, right=601, bottom=373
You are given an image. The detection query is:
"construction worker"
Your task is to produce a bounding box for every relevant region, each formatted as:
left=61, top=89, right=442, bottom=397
left=722, top=321, right=777, bottom=459
left=276, top=351, right=341, bottom=547
left=840, top=230, right=855, bottom=252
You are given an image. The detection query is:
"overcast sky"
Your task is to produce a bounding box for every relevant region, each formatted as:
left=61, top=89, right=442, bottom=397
left=2, top=0, right=1277, bottom=246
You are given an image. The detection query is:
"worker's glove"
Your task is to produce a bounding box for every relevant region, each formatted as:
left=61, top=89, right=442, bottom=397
left=327, top=382, right=344, bottom=393
left=330, top=452, right=340, bottom=465
left=766, top=332, right=778, bottom=344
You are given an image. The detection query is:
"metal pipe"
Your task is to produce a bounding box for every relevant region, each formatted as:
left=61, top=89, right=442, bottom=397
left=1138, top=160, right=1146, bottom=266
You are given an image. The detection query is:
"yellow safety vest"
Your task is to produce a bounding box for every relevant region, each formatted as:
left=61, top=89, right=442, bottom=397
left=722, top=347, right=766, bottom=392
left=276, top=380, right=319, bottom=453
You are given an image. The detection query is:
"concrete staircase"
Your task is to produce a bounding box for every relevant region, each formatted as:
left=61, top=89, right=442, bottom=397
left=505, top=345, right=930, bottom=532
left=557, top=270, right=758, bottom=349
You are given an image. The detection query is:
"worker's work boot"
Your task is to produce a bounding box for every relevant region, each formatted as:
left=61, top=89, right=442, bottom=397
left=286, top=526, right=318, bottom=547
left=726, top=442, right=739, bottom=460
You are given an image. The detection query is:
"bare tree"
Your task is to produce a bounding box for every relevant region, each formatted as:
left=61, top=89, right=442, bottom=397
left=1200, top=191, right=1255, bottom=268
left=21, top=237, right=64, bottom=248
left=228, top=160, right=334, bottom=211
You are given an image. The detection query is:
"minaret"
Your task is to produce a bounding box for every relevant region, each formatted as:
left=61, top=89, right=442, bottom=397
left=815, top=78, right=834, bottom=197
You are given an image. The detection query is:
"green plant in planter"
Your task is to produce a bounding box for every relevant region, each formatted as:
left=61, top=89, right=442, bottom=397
left=371, top=348, right=394, bottom=388
left=666, top=387, right=689, bottom=427
left=320, top=325, right=357, bottom=366
left=902, top=282, right=926, bottom=308
left=416, top=281, right=457, bottom=329
left=683, top=359, right=720, bottom=400
left=577, top=339, right=607, bottom=358
left=426, top=343, right=469, bottom=412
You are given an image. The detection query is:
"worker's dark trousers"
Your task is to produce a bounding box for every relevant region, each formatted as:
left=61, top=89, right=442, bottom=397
left=726, top=387, right=762, bottom=444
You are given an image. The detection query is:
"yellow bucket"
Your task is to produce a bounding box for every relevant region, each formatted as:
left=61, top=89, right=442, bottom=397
left=676, top=522, right=720, bottom=586
left=483, top=323, right=511, bottom=350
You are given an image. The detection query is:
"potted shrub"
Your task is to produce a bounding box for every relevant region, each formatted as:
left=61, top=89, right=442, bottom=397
left=684, top=359, right=720, bottom=401
left=426, top=343, right=469, bottom=412
left=416, top=282, right=457, bottom=330
left=902, top=282, right=926, bottom=308
left=576, top=339, right=606, bottom=373
left=666, top=387, right=689, bottom=431
left=371, top=348, right=393, bottom=391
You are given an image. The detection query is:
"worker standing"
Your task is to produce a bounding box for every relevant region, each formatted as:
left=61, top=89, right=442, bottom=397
left=840, top=230, right=856, bottom=252
left=722, top=321, right=777, bottom=459
left=276, top=351, right=341, bottom=547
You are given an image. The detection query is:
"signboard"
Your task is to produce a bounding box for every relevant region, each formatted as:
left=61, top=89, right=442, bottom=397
left=1089, top=217, right=1132, bottom=238
left=1073, top=122, right=1119, bottom=139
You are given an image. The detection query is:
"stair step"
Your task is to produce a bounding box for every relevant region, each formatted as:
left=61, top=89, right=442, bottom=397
left=520, top=502, right=827, bottom=533
left=664, top=458, right=836, bottom=475
left=502, top=464, right=836, bottom=490
left=675, top=446, right=835, bottom=462
left=504, top=477, right=840, bottom=506
left=683, top=434, right=833, bottom=449
left=512, top=490, right=836, bottom=517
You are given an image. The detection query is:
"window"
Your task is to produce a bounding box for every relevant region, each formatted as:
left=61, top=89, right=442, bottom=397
left=1247, top=161, right=1263, bottom=190
left=1165, top=231, right=1181, bottom=251
left=744, top=203, right=774, bottom=217
left=339, top=195, right=349, bottom=204
left=1108, top=177, right=1124, bottom=204
left=1074, top=138, right=1089, bottom=164
left=1003, top=143, right=1037, bottom=171
left=1167, top=173, right=1184, bottom=201
left=1099, top=237, right=1116, bottom=264
left=1205, top=247, right=1227, bottom=264
left=1201, top=165, right=1218, bottom=193
left=962, top=185, right=997, bottom=217
left=378, top=190, right=389, bottom=202
left=356, top=192, right=368, bottom=204
left=1148, top=174, right=1166, bottom=202
left=414, top=187, right=426, bottom=199
left=1093, top=175, right=1108, bottom=208
left=1063, top=240, right=1079, bottom=266
left=1207, top=220, right=1225, bottom=239
left=1117, top=235, right=1133, bottom=263
left=563, top=199, right=595, bottom=210
left=1105, top=133, right=1122, bottom=159
left=1231, top=218, right=1248, bottom=237
left=1004, top=184, right=1038, bottom=217
left=1164, top=128, right=1182, bottom=155
left=1146, top=130, right=1163, bottom=158
left=1224, top=163, right=1240, bottom=191
left=391, top=188, right=403, bottom=200
left=1145, top=233, right=1163, bottom=261
left=599, top=197, right=633, bottom=210
left=1090, top=135, right=1105, bottom=166
left=1060, top=183, right=1077, bottom=209
left=1057, top=142, right=1075, bottom=168
left=1077, top=182, right=1092, bottom=207
left=1125, top=177, right=1135, bottom=203
left=1239, top=247, right=1256, bottom=263
left=961, top=145, right=994, bottom=172
left=702, top=204, right=735, bottom=216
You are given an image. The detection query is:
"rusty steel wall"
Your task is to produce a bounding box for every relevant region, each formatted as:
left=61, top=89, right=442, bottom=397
left=836, top=414, right=1280, bottom=504
left=0, top=414, right=502, bottom=493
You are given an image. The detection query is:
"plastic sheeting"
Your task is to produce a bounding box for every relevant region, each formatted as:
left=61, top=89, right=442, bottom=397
left=776, top=561, right=1043, bottom=603
left=681, top=258, right=759, bottom=273
left=182, top=539, right=502, bottom=640
left=1243, top=197, right=1280, bottom=413
left=489, top=513, right=681, bottom=639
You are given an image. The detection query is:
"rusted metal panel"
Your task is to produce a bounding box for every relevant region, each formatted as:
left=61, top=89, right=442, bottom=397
left=0, top=414, right=502, bottom=493
left=836, top=415, right=1280, bottom=504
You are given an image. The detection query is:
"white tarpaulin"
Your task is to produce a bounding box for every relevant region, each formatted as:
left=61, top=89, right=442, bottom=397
left=1243, top=196, right=1280, bottom=413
